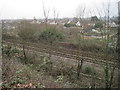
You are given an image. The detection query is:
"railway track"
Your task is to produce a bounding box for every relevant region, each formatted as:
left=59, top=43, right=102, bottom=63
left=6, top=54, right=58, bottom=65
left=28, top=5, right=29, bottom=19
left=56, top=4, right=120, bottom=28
left=3, top=43, right=105, bottom=82
left=2, top=39, right=118, bottom=67
left=3, top=38, right=116, bottom=59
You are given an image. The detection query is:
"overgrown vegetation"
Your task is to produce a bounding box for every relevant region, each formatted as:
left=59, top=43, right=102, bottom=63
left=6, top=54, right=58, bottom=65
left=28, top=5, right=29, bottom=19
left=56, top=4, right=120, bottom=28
left=64, top=23, right=76, bottom=27
left=39, top=27, right=64, bottom=44
left=2, top=3, right=118, bottom=88
left=94, top=22, right=103, bottom=29
left=2, top=44, right=118, bottom=88
left=17, top=20, right=36, bottom=41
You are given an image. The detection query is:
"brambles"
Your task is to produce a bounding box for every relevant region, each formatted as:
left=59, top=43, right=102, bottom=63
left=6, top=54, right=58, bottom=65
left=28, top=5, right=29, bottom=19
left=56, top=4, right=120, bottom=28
left=103, top=64, right=116, bottom=88
left=56, top=75, right=64, bottom=82
left=2, top=45, right=19, bottom=59
left=2, top=43, right=118, bottom=88
left=103, top=64, right=109, bottom=88
left=36, top=83, right=45, bottom=88
left=10, top=77, right=26, bottom=87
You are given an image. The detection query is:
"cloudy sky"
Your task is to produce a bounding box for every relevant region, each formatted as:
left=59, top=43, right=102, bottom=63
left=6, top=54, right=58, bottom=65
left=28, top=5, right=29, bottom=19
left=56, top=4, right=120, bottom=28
left=0, top=0, right=119, bottom=19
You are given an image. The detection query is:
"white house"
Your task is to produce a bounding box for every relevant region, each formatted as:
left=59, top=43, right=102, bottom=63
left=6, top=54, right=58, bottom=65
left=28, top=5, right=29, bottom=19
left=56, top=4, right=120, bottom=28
left=50, top=21, right=57, bottom=25
left=30, top=20, right=41, bottom=24
left=67, top=20, right=71, bottom=24
left=109, top=22, right=118, bottom=27
left=76, top=21, right=81, bottom=26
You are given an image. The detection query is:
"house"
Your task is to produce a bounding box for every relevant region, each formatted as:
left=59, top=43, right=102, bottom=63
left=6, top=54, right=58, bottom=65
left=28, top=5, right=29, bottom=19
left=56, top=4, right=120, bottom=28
left=50, top=21, right=57, bottom=24
left=49, top=20, right=57, bottom=25
left=109, top=21, right=118, bottom=28
left=76, top=21, right=81, bottom=26
left=67, top=20, right=71, bottom=24
left=30, top=19, right=41, bottom=24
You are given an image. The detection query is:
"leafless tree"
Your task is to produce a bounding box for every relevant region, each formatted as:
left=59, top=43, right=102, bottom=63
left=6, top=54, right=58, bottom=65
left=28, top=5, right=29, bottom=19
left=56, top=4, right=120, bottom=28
left=95, top=1, right=117, bottom=88
left=42, top=0, right=50, bottom=28
left=0, top=19, right=2, bottom=86
left=102, top=2, right=115, bottom=88
left=17, top=20, right=35, bottom=64
left=53, top=8, right=59, bottom=24
left=76, top=5, right=86, bottom=22
left=94, top=3, right=105, bottom=39
left=76, top=5, right=86, bottom=79
left=76, top=30, right=84, bottom=79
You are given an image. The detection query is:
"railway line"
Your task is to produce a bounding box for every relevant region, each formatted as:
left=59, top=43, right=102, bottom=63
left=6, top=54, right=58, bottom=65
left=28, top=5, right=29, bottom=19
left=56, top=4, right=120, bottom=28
left=2, top=38, right=118, bottom=68
left=3, top=38, right=119, bottom=84
left=3, top=44, right=105, bottom=82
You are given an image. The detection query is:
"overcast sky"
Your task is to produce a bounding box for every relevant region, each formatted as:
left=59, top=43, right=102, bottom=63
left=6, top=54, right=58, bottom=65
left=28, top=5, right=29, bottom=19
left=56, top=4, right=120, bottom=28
left=0, top=0, right=119, bottom=19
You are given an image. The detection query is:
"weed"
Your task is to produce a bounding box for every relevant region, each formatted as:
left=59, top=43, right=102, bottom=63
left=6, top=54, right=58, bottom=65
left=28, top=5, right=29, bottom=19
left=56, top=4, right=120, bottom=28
left=56, top=75, right=64, bottom=82
left=84, top=66, right=92, bottom=74
left=36, top=83, right=45, bottom=88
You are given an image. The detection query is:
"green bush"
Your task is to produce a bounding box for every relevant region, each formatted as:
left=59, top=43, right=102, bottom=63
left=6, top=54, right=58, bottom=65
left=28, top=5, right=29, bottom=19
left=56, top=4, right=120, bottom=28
left=64, top=23, right=76, bottom=27
left=84, top=66, right=92, bottom=74
left=39, top=27, right=64, bottom=43
left=94, top=22, right=103, bottom=29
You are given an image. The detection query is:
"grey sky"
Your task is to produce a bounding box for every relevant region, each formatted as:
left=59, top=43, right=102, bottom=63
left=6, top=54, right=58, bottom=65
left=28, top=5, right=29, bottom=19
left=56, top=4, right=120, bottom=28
left=0, top=0, right=119, bottom=19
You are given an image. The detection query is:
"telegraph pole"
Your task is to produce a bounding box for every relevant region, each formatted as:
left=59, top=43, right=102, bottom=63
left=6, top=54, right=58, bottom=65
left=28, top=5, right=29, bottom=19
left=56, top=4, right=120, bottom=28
left=0, top=19, right=2, bottom=88
left=118, top=1, right=120, bottom=89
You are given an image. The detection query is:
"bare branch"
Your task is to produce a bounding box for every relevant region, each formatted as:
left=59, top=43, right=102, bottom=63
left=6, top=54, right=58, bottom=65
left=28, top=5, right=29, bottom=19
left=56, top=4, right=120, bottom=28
left=42, top=0, right=50, bottom=28
left=53, top=8, right=59, bottom=24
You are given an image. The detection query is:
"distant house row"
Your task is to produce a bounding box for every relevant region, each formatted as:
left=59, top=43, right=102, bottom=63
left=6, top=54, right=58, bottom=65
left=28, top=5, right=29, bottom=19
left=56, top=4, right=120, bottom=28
left=29, top=17, right=118, bottom=28
left=1, top=17, right=118, bottom=31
